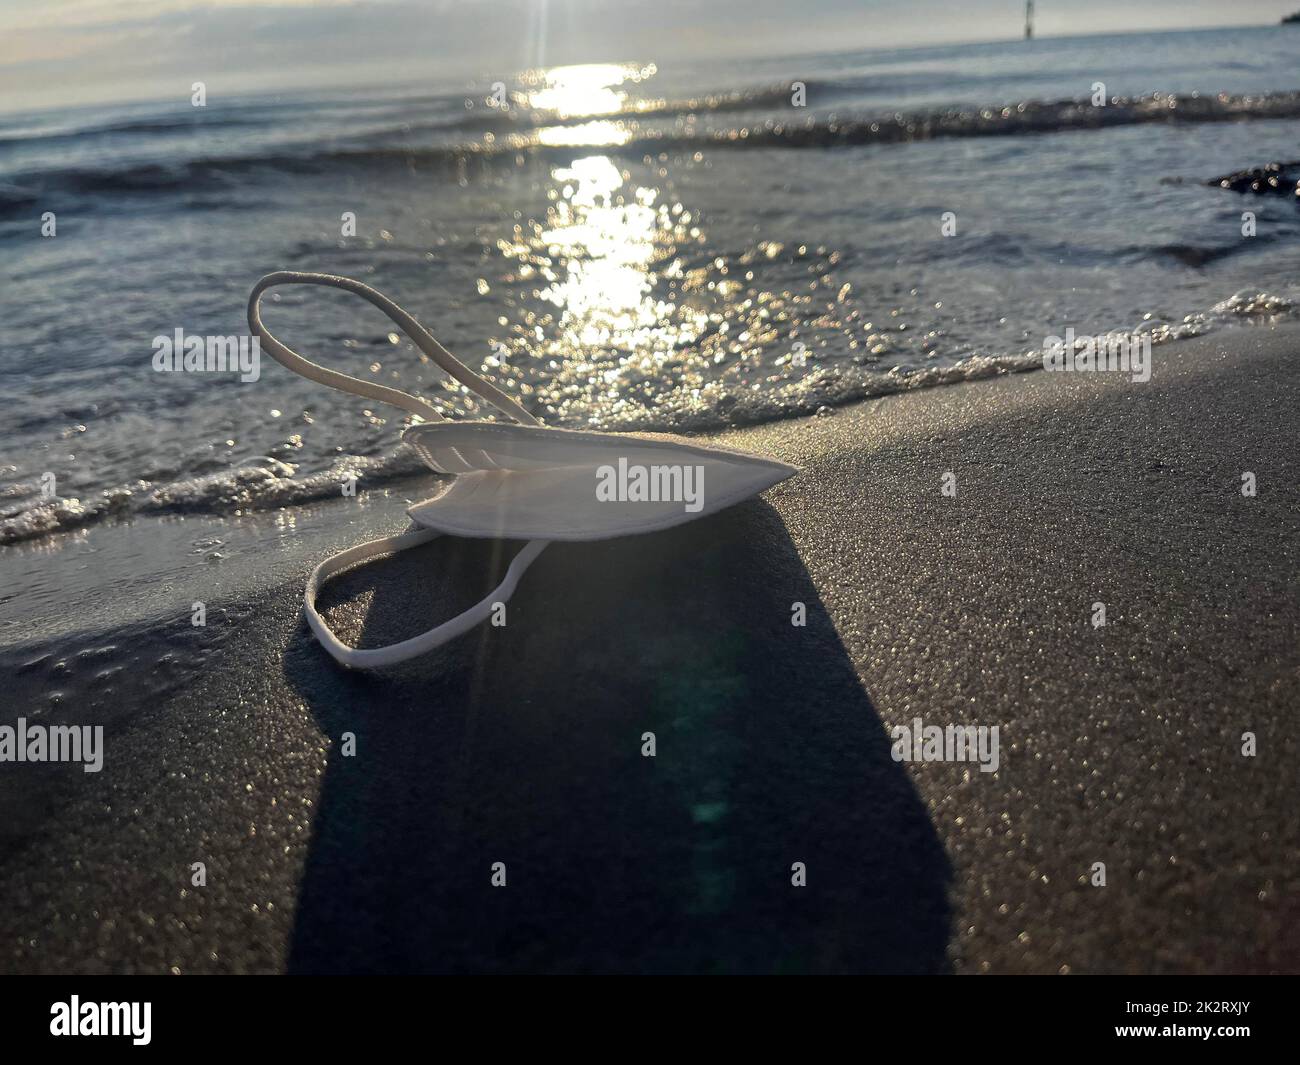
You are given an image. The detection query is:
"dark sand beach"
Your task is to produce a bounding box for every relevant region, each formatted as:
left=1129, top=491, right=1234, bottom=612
left=1, top=324, right=1296, bottom=974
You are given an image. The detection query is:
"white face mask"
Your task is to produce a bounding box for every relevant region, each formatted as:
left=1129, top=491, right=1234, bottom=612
left=248, top=271, right=796, bottom=669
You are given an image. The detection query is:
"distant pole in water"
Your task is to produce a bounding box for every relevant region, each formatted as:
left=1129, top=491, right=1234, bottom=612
left=1025, top=0, right=1034, bottom=39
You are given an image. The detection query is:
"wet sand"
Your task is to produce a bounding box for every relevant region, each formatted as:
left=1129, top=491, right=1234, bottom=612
left=1, top=325, right=1297, bottom=973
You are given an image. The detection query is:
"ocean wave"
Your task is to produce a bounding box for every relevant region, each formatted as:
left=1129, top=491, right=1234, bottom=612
left=0, top=112, right=270, bottom=151
left=3, top=286, right=1295, bottom=546
left=0, top=181, right=39, bottom=216
left=0, top=450, right=431, bottom=546
left=408, top=83, right=803, bottom=133
left=9, top=88, right=1300, bottom=210
left=589, top=288, right=1299, bottom=431
left=0, top=83, right=798, bottom=154
left=650, top=88, right=1300, bottom=148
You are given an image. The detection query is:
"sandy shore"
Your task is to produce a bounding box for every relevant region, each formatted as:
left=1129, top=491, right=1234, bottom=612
left=1, top=325, right=1297, bottom=974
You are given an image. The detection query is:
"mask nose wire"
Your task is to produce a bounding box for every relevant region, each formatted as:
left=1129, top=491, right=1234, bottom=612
left=247, top=270, right=540, bottom=426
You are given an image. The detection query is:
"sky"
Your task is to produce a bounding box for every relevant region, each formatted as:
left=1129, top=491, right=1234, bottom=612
left=1, top=0, right=1298, bottom=114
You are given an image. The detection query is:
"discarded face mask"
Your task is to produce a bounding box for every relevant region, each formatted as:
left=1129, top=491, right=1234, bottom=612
left=248, top=271, right=797, bottom=669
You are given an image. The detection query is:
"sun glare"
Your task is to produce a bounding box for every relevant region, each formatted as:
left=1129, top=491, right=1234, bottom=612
left=523, top=61, right=656, bottom=118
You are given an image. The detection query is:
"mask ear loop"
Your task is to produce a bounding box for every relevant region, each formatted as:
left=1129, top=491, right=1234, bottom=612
left=303, top=529, right=549, bottom=669
left=247, top=270, right=550, bottom=669
left=247, top=270, right=540, bottom=426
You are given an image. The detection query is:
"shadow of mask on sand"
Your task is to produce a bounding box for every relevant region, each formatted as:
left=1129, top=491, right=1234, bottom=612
left=282, top=498, right=953, bottom=974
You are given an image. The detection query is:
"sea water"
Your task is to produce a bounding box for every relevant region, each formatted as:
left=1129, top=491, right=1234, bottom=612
left=3, top=25, right=1300, bottom=544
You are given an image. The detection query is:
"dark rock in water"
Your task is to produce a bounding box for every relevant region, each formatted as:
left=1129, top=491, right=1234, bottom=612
left=1206, top=160, right=1300, bottom=196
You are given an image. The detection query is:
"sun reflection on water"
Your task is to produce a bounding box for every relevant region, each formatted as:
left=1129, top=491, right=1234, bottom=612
left=522, top=62, right=657, bottom=118
left=494, top=154, right=705, bottom=419
left=474, top=64, right=866, bottom=429
left=534, top=120, right=632, bottom=148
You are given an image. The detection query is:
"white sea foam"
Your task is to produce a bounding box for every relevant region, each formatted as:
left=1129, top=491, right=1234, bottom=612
left=0, top=451, right=431, bottom=545
left=2, top=287, right=1294, bottom=547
